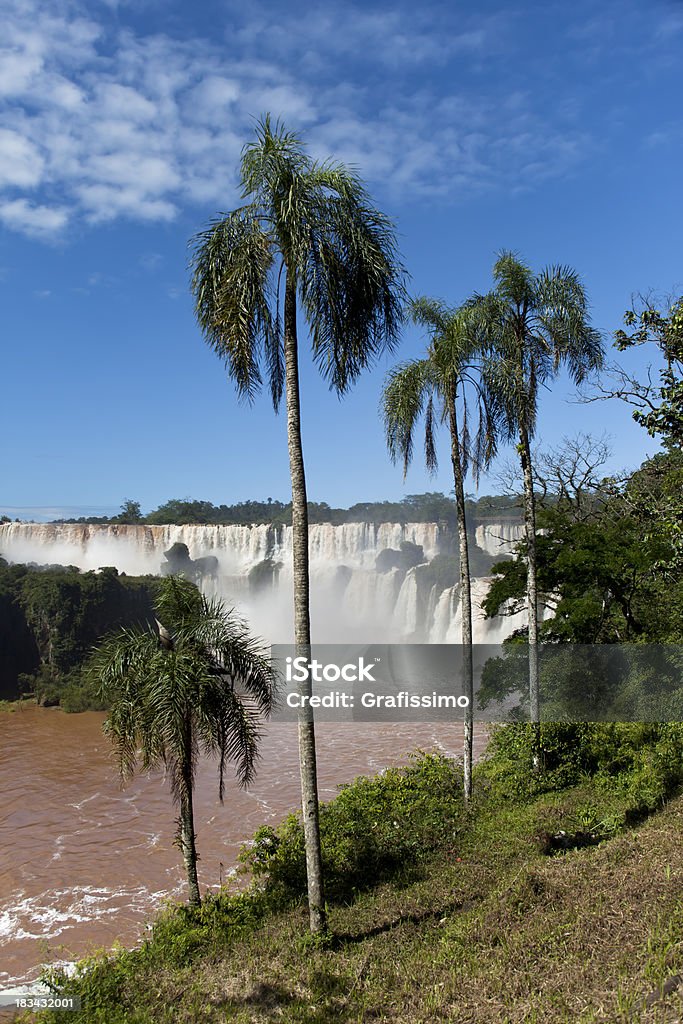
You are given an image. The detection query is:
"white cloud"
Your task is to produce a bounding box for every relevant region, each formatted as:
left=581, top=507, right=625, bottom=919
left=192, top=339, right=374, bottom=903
left=95, top=83, right=157, bottom=122
left=0, top=199, right=69, bottom=236
left=77, top=184, right=177, bottom=222
left=0, top=0, right=623, bottom=239
left=0, top=50, right=43, bottom=97
left=191, top=75, right=240, bottom=110
left=85, top=153, right=179, bottom=192
left=0, top=129, right=44, bottom=186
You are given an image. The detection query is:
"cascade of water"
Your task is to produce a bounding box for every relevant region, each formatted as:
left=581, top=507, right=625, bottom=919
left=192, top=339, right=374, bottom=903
left=474, top=522, right=525, bottom=559
left=0, top=520, right=525, bottom=644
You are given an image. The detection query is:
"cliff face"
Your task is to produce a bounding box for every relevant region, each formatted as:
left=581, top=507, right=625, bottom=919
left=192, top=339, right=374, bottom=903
left=0, top=520, right=526, bottom=651
left=0, top=521, right=442, bottom=575
left=0, top=585, right=40, bottom=699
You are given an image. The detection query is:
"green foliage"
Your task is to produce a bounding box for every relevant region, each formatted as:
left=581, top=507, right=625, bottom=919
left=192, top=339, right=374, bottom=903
left=146, top=497, right=286, bottom=526
left=414, top=552, right=459, bottom=590
left=480, top=723, right=598, bottom=798
left=144, top=888, right=271, bottom=965
left=190, top=114, right=406, bottom=411
left=30, top=725, right=683, bottom=1023
left=483, top=449, right=683, bottom=644
left=95, top=575, right=277, bottom=792
left=247, top=557, right=282, bottom=593
left=479, top=722, right=683, bottom=808
left=615, top=297, right=683, bottom=447
left=479, top=642, right=683, bottom=724
left=20, top=569, right=157, bottom=676
left=92, top=576, right=277, bottom=906
left=53, top=491, right=521, bottom=527
left=240, top=753, right=464, bottom=904
left=0, top=560, right=157, bottom=703
left=383, top=297, right=499, bottom=484
left=375, top=541, right=426, bottom=573
left=475, top=252, right=604, bottom=443
left=113, top=500, right=143, bottom=524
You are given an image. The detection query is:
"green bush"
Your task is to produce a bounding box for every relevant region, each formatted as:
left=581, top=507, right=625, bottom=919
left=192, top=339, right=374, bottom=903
left=593, top=723, right=683, bottom=815
left=480, top=722, right=683, bottom=805
left=240, top=753, right=464, bottom=904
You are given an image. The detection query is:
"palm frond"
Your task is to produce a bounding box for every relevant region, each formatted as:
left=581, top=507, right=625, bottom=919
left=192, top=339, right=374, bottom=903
left=240, top=114, right=308, bottom=202
left=385, top=297, right=501, bottom=483
left=190, top=208, right=276, bottom=404
left=492, top=249, right=534, bottom=308
left=381, top=359, right=432, bottom=476
left=409, top=296, right=454, bottom=337
left=216, top=687, right=262, bottom=792
left=534, top=265, right=604, bottom=383
left=299, top=183, right=407, bottom=392
left=192, top=116, right=406, bottom=414
left=92, top=575, right=276, bottom=806
left=475, top=254, right=604, bottom=441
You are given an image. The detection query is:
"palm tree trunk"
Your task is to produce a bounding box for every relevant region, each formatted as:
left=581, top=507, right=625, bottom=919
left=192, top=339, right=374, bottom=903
left=519, top=424, right=541, bottom=759
left=178, top=719, right=201, bottom=907
left=283, top=269, right=326, bottom=935
left=448, top=389, right=474, bottom=803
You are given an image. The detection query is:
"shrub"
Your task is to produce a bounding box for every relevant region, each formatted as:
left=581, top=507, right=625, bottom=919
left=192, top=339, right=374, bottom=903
left=480, top=722, right=683, bottom=805
left=240, top=753, right=464, bottom=904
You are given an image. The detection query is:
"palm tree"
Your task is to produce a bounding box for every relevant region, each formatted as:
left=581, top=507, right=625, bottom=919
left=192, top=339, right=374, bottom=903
left=382, top=297, right=497, bottom=802
left=475, top=252, right=604, bottom=747
left=190, top=115, right=405, bottom=932
left=92, top=576, right=277, bottom=907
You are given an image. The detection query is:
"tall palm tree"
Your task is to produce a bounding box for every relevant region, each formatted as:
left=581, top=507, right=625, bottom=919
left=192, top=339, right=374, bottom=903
left=92, top=576, right=277, bottom=907
left=382, top=297, right=497, bottom=802
left=475, top=252, right=604, bottom=747
left=190, top=115, right=405, bottom=932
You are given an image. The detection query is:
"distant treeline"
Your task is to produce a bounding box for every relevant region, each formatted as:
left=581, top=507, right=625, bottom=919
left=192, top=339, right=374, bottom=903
left=52, top=492, right=521, bottom=528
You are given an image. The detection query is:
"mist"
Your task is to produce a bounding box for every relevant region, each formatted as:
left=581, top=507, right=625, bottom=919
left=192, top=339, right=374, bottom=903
left=0, top=521, right=527, bottom=645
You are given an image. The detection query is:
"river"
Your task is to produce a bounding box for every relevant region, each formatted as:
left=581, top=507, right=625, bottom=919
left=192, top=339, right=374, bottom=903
left=0, top=705, right=488, bottom=988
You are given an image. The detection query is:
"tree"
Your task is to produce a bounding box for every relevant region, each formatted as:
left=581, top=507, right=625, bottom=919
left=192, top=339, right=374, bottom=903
left=92, top=576, right=277, bottom=907
left=611, top=295, right=683, bottom=449
left=482, top=449, right=683, bottom=719
left=382, top=297, right=497, bottom=801
left=190, top=116, right=405, bottom=932
left=475, top=252, right=604, bottom=746
left=496, top=432, right=616, bottom=523
left=116, top=499, right=143, bottom=524
left=592, top=293, right=683, bottom=566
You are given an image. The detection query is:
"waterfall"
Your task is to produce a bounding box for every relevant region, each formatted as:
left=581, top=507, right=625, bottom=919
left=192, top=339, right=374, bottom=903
left=0, top=520, right=527, bottom=644
left=427, top=578, right=532, bottom=644
left=474, top=522, right=525, bottom=559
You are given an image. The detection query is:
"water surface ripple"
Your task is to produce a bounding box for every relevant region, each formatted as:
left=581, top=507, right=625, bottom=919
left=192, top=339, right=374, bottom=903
left=0, top=705, right=487, bottom=986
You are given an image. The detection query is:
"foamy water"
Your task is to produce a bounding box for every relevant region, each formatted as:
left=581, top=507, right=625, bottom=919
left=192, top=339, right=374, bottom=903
left=0, top=521, right=526, bottom=644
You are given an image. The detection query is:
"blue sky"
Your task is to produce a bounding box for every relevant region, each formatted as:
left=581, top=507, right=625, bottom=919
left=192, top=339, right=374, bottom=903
left=1, top=0, right=682, bottom=519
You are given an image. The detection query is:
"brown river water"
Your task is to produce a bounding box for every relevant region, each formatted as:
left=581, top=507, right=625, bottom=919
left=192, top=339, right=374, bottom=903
left=0, top=706, right=488, bottom=988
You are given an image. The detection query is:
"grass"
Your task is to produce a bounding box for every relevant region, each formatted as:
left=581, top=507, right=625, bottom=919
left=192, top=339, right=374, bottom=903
left=0, top=697, right=37, bottom=713
left=22, top=725, right=683, bottom=1023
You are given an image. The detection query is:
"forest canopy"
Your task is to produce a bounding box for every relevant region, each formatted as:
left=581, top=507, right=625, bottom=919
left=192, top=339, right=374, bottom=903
left=51, top=492, right=521, bottom=528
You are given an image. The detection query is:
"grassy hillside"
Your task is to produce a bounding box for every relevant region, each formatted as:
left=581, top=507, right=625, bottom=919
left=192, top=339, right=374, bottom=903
left=26, top=724, right=683, bottom=1023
